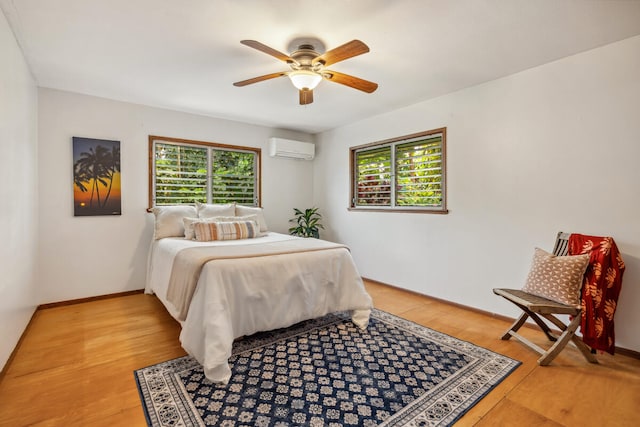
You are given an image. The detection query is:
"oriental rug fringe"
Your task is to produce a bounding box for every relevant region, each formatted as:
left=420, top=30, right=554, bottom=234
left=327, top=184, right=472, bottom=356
left=135, top=309, right=519, bottom=426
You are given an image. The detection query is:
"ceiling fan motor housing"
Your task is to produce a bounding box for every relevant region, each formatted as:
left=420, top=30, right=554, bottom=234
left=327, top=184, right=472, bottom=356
left=290, top=44, right=324, bottom=71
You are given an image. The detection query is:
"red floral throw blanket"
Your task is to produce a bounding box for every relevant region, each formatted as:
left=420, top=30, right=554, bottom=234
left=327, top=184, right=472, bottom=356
left=568, top=234, right=625, bottom=354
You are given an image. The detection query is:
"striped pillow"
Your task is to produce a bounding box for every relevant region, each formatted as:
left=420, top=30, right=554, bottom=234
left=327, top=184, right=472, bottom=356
left=193, top=220, right=259, bottom=241
left=184, top=214, right=261, bottom=240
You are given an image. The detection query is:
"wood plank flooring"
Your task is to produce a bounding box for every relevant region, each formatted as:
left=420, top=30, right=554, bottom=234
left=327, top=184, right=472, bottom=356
left=0, top=280, right=638, bottom=426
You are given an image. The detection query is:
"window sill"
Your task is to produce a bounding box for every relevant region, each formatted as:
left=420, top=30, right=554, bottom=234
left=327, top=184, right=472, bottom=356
left=347, top=207, right=449, bottom=214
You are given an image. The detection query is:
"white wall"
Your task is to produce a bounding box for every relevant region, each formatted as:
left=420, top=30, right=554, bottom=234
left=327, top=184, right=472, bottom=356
left=37, top=89, right=314, bottom=303
left=0, top=10, right=38, bottom=369
left=315, top=35, right=640, bottom=352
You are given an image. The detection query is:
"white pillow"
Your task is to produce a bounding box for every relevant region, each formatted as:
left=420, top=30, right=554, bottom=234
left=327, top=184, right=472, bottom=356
left=183, top=217, right=204, bottom=240
left=196, top=202, right=235, bottom=218
left=183, top=214, right=261, bottom=240
left=151, top=205, right=197, bottom=239
left=235, top=205, right=268, bottom=232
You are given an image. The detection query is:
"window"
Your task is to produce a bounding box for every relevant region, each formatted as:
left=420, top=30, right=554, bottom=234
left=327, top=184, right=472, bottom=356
left=149, top=135, right=260, bottom=208
left=350, top=128, right=447, bottom=213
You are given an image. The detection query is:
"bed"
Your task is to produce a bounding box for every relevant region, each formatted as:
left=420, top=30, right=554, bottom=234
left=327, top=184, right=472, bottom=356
left=145, top=204, right=373, bottom=384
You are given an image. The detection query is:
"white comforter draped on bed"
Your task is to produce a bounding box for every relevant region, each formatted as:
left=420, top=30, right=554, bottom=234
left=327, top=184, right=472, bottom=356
left=146, top=232, right=373, bottom=383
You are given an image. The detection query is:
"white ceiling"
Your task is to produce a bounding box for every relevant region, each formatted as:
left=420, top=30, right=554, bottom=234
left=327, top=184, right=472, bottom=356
left=3, top=0, right=640, bottom=134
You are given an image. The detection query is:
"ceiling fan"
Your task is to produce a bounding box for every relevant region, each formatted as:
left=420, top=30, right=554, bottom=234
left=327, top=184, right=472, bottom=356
left=233, top=38, right=378, bottom=105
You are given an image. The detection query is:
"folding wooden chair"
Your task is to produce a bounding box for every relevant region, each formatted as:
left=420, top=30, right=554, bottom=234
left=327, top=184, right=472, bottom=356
left=493, top=232, right=598, bottom=365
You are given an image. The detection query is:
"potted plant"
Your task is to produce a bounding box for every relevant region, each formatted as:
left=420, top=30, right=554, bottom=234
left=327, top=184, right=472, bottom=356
left=289, top=207, right=324, bottom=238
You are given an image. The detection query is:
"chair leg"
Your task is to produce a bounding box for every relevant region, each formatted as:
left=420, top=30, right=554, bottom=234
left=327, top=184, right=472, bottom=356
left=527, top=311, right=558, bottom=342
left=507, top=304, right=557, bottom=342
left=501, top=312, right=528, bottom=340
left=571, top=336, right=598, bottom=363
left=541, top=313, right=598, bottom=364
left=537, top=314, right=584, bottom=365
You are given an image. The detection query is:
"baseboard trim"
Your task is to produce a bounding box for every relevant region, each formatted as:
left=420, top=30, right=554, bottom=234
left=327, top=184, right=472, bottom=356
left=362, top=277, right=640, bottom=360
left=38, top=289, right=144, bottom=310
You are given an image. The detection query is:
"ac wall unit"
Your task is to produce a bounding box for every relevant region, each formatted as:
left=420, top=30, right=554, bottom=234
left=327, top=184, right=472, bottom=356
left=268, top=137, right=315, bottom=160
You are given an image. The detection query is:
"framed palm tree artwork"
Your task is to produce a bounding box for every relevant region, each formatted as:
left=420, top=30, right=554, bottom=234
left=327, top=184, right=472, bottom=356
left=72, top=137, right=122, bottom=216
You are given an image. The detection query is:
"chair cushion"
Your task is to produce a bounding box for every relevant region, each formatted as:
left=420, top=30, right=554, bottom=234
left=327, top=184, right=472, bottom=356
left=522, top=248, right=590, bottom=307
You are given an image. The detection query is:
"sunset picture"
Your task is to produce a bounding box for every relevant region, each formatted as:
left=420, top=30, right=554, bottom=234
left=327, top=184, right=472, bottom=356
left=73, top=137, right=121, bottom=216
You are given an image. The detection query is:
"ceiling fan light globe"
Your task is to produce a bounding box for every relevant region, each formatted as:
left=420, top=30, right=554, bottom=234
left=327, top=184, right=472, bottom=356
left=289, top=70, right=322, bottom=90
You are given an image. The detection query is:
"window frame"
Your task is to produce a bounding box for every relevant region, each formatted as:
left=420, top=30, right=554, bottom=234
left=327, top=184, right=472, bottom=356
left=349, top=128, right=447, bottom=214
left=148, top=135, right=261, bottom=209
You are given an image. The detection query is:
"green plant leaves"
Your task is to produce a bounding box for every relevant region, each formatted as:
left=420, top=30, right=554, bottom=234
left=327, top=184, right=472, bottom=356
left=289, top=207, right=324, bottom=238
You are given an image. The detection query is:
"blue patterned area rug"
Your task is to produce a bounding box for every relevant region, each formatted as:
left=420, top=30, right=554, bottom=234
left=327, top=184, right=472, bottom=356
left=135, top=309, right=520, bottom=426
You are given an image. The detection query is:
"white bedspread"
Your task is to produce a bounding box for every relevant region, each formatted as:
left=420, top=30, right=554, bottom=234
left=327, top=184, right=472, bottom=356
left=146, top=232, right=373, bottom=383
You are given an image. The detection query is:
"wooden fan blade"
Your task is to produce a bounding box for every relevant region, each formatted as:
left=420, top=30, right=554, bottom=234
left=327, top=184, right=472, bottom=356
left=312, top=40, right=369, bottom=67
left=240, top=40, right=297, bottom=64
left=233, top=72, right=287, bottom=87
left=323, top=70, right=378, bottom=93
left=299, top=88, right=313, bottom=105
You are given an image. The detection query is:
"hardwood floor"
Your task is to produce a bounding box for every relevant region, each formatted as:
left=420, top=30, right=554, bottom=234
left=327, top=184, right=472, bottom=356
left=0, top=280, right=638, bottom=426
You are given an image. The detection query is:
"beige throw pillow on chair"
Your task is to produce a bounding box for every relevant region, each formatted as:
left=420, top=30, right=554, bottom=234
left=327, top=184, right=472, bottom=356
left=522, top=248, right=590, bottom=307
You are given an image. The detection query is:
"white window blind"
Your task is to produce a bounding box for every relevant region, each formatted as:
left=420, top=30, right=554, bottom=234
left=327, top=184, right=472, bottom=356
left=352, top=129, right=446, bottom=212
left=355, top=146, right=392, bottom=206
left=211, top=150, right=256, bottom=205
left=395, top=136, right=443, bottom=207
left=154, top=143, right=207, bottom=205
left=152, top=139, right=258, bottom=207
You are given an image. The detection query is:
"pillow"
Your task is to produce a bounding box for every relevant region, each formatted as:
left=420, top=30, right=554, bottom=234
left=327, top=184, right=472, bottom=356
left=151, top=205, right=197, bottom=239
left=183, top=214, right=261, bottom=239
left=235, top=205, right=268, bottom=232
left=522, top=248, right=590, bottom=306
left=183, top=216, right=211, bottom=240
left=196, top=202, right=236, bottom=218
left=193, top=220, right=259, bottom=241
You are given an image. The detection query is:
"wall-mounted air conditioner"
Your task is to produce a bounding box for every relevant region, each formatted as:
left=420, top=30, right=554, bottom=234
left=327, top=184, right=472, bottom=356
left=268, top=137, right=315, bottom=160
